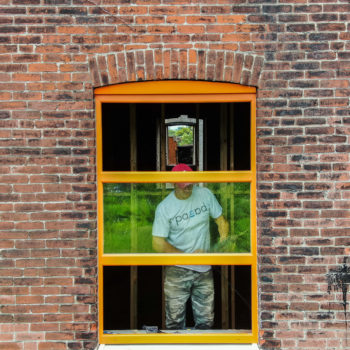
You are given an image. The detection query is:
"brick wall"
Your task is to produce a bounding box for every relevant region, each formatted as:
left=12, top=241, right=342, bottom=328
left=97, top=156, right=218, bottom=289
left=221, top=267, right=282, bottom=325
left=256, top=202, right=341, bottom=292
left=1, top=1, right=349, bottom=349
left=255, top=3, right=350, bottom=348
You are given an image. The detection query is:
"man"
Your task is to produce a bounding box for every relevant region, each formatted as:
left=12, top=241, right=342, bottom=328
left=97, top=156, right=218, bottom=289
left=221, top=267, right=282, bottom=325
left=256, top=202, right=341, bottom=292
left=152, top=163, right=229, bottom=330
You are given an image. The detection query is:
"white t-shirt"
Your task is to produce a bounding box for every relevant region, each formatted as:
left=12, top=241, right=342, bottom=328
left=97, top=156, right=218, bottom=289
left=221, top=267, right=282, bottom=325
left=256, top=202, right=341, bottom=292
left=152, top=185, right=222, bottom=272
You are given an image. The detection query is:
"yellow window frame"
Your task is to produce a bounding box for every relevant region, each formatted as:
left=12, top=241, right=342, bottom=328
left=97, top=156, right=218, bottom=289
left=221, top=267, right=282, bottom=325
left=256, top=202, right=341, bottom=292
left=95, top=80, right=257, bottom=344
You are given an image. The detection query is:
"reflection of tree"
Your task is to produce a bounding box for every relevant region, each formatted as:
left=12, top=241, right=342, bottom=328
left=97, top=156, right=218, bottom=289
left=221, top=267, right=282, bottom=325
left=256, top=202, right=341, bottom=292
left=168, top=126, right=193, bottom=146
left=103, top=184, right=166, bottom=253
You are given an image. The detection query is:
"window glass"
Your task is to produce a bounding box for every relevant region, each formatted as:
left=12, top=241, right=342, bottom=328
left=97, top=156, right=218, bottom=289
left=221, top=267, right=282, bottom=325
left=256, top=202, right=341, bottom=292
left=103, top=265, right=251, bottom=333
left=102, top=103, right=131, bottom=171
left=96, top=82, right=257, bottom=344
left=103, top=182, right=250, bottom=254
left=101, top=102, right=251, bottom=172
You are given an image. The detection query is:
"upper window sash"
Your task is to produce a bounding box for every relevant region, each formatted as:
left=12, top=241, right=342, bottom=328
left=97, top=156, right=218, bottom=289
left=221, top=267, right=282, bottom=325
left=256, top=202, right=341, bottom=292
left=95, top=83, right=256, bottom=176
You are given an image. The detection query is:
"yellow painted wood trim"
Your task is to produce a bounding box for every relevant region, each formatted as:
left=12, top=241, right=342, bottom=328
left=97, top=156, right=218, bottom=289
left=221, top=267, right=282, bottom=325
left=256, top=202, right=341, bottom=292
left=95, top=80, right=256, bottom=95
left=251, top=261, right=258, bottom=339
left=95, top=93, right=255, bottom=103
left=95, top=81, right=258, bottom=345
left=101, top=254, right=255, bottom=266
left=100, top=171, right=253, bottom=183
left=100, top=332, right=256, bottom=344
left=249, top=98, right=258, bottom=340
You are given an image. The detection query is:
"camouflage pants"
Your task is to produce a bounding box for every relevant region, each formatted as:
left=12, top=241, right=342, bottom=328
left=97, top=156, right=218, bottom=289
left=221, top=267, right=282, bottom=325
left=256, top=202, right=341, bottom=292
left=164, top=266, right=214, bottom=330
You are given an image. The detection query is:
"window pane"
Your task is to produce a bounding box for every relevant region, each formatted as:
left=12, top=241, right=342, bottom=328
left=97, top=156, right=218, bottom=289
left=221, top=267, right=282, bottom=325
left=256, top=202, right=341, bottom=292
left=103, top=183, right=250, bottom=254
left=136, top=104, right=160, bottom=171
left=232, top=103, right=251, bottom=170
left=101, top=102, right=251, bottom=172
left=103, top=265, right=251, bottom=332
left=102, top=103, right=130, bottom=171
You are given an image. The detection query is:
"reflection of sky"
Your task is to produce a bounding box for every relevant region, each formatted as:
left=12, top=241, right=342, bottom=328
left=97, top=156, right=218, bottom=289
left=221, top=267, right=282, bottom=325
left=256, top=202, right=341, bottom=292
left=107, top=183, right=130, bottom=193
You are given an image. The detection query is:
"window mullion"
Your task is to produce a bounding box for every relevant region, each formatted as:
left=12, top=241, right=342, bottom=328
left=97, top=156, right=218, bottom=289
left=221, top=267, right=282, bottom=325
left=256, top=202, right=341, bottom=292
left=101, top=253, right=255, bottom=266
left=99, top=171, right=253, bottom=183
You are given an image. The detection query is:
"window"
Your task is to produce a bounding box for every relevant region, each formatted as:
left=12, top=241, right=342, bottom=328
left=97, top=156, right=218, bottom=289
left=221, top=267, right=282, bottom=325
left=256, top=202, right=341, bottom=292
left=95, top=81, right=257, bottom=344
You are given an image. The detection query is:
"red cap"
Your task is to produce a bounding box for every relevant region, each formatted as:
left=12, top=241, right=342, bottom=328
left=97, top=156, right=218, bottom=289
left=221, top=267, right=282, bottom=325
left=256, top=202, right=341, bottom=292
left=172, top=163, right=193, bottom=189
left=171, top=163, right=193, bottom=172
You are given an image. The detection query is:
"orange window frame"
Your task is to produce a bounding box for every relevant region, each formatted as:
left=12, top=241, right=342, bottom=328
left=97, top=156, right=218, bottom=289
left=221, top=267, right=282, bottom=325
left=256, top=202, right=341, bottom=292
left=95, top=80, right=258, bottom=344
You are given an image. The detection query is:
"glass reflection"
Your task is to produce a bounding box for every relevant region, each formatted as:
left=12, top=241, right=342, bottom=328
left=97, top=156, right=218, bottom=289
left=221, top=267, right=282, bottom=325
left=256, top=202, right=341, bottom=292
left=103, top=265, right=252, bottom=331
left=103, top=183, right=250, bottom=254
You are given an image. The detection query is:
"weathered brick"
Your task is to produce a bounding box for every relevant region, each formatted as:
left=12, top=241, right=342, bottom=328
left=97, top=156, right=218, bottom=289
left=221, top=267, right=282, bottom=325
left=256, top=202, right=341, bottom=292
left=1, top=2, right=349, bottom=350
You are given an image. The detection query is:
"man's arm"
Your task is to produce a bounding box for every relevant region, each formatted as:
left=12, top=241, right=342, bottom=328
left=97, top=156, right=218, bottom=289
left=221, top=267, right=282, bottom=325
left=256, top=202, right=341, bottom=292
left=152, top=236, right=182, bottom=253
left=215, top=215, right=229, bottom=242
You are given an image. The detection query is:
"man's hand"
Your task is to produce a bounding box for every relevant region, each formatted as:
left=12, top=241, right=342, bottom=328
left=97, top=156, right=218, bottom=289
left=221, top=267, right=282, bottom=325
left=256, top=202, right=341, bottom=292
left=215, top=215, right=229, bottom=242
left=194, top=249, right=204, bottom=253
left=152, top=236, right=182, bottom=253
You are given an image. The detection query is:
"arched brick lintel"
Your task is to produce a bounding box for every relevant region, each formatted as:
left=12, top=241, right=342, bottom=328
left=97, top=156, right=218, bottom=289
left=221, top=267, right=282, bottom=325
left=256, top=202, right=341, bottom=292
left=89, top=49, right=264, bottom=89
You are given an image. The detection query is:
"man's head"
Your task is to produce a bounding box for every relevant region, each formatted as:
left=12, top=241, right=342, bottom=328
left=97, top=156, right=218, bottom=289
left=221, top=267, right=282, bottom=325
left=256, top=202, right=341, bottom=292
left=172, top=163, right=192, bottom=172
left=172, top=163, right=193, bottom=199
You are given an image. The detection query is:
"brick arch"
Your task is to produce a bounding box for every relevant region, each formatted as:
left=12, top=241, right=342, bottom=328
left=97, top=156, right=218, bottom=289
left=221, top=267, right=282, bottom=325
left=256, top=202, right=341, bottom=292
left=89, top=49, right=264, bottom=88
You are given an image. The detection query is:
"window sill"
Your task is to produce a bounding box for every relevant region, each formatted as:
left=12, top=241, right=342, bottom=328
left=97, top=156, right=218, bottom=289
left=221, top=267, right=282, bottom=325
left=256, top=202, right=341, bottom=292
left=99, top=344, right=259, bottom=350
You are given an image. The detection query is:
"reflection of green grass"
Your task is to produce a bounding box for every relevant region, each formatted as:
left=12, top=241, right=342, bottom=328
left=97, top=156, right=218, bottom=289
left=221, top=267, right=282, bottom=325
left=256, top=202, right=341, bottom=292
left=104, top=221, right=130, bottom=253
left=104, top=220, right=154, bottom=253
left=103, top=184, right=167, bottom=253
left=103, top=183, right=251, bottom=254
left=103, top=202, right=152, bottom=253
left=208, top=183, right=251, bottom=253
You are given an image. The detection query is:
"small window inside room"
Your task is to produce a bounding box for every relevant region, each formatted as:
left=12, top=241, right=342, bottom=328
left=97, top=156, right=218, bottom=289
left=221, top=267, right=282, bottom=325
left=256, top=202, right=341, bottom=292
left=95, top=81, right=257, bottom=344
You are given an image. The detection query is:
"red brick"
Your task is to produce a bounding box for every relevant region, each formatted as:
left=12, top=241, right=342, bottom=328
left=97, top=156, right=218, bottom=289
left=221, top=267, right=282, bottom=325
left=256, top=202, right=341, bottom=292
left=16, top=295, right=43, bottom=305
left=31, top=323, right=59, bottom=332
left=1, top=3, right=349, bottom=350
left=166, top=16, right=185, bottom=24
left=222, top=33, right=250, bottom=42
left=28, top=63, right=57, bottom=72
left=38, top=343, right=66, bottom=350
left=0, top=344, right=22, bottom=350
